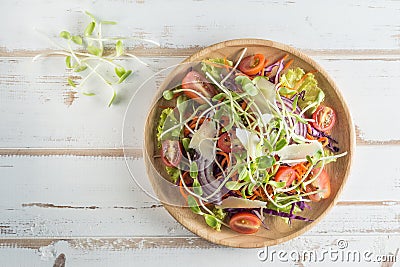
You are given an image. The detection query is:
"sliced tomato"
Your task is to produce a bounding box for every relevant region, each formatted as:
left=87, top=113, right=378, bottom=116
left=306, top=168, right=331, bottom=202
left=161, top=140, right=182, bottom=168
left=238, top=54, right=265, bottom=76
left=229, top=212, right=261, bottom=234
left=274, top=166, right=296, bottom=187
left=217, top=132, right=231, bottom=153
left=181, top=71, right=217, bottom=101
left=312, top=105, right=336, bottom=132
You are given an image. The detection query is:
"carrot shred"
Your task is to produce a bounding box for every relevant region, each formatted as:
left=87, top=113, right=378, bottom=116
left=282, top=58, right=294, bottom=72
left=318, top=137, right=329, bottom=147
left=306, top=124, right=317, bottom=140
left=220, top=157, right=228, bottom=169
left=184, top=117, right=206, bottom=136
left=293, top=162, right=311, bottom=182
left=217, top=151, right=230, bottom=168
left=289, top=69, right=319, bottom=91
left=249, top=194, right=258, bottom=200
left=306, top=133, right=315, bottom=140
left=265, top=54, right=289, bottom=79
left=216, top=151, right=228, bottom=157
left=274, top=54, right=288, bottom=64
left=179, top=177, right=188, bottom=201
left=246, top=186, right=263, bottom=201
left=253, top=188, right=261, bottom=197
left=293, top=72, right=311, bottom=91
left=223, top=57, right=230, bottom=71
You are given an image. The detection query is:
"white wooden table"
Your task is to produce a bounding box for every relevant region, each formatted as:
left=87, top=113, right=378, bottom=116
left=1, top=1, right=399, bottom=266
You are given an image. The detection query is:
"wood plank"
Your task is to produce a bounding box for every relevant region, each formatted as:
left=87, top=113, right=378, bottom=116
left=0, top=0, right=399, bottom=51
left=1, top=48, right=400, bottom=59
left=1, top=203, right=398, bottom=238
left=0, top=147, right=399, bottom=238
left=0, top=55, right=399, bottom=149
left=0, top=236, right=399, bottom=266
left=0, top=146, right=398, bottom=204
left=0, top=0, right=398, bottom=263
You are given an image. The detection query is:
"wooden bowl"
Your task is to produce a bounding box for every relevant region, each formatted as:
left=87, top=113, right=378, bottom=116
left=143, top=39, right=355, bottom=248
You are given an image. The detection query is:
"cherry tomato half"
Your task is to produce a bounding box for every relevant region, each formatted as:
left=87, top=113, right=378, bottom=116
left=161, top=140, right=182, bottom=168
left=274, top=166, right=296, bottom=187
left=312, top=105, right=336, bottom=132
left=217, top=132, right=231, bottom=153
left=238, top=54, right=265, bottom=76
left=306, top=168, right=331, bottom=202
left=229, top=212, right=261, bottom=234
left=181, top=71, right=217, bottom=101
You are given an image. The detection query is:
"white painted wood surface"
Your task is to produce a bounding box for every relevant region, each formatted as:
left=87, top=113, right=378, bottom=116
left=0, top=0, right=399, bottom=266
left=1, top=55, right=400, bottom=149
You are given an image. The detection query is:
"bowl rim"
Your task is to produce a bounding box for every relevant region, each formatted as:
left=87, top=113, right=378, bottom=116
left=150, top=38, right=356, bottom=248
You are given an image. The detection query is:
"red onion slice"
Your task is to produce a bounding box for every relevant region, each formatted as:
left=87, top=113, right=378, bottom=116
left=276, top=96, right=307, bottom=138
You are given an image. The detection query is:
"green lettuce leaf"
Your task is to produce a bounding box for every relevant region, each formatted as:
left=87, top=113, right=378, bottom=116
left=213, top=207, right=227, bottom=221
left=156, top=108, right=173, bottom=147
left=201, top=58, right=233, bottom=81
left=280, top=68, right=305, bottom=88
left=165, top=166, right=180, bottom=183
left=279, top=67, right=325, bottom=115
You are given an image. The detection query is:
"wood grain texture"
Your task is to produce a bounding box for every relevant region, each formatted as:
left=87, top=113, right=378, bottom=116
left=0, top=0, right=399, bottom=51
left=1, top=47, right=400, bottom=58
left=0, top=0, right=399, bottom=263
left=0, top=147, right=399, bottom=238
left=0, top=236, right=399, bottom=266
left=1, top=54, right=399, bottom=149
left=0, top=145, right=398, bottom=205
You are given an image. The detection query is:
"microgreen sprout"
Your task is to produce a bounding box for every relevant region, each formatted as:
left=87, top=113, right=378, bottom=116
left=154, top=50, right=349, bottom=231
left=34, top=11, right=159, bottom=106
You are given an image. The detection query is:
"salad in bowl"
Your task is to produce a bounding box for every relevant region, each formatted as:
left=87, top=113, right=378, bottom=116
left=143, top=39, right=354, bottom=247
